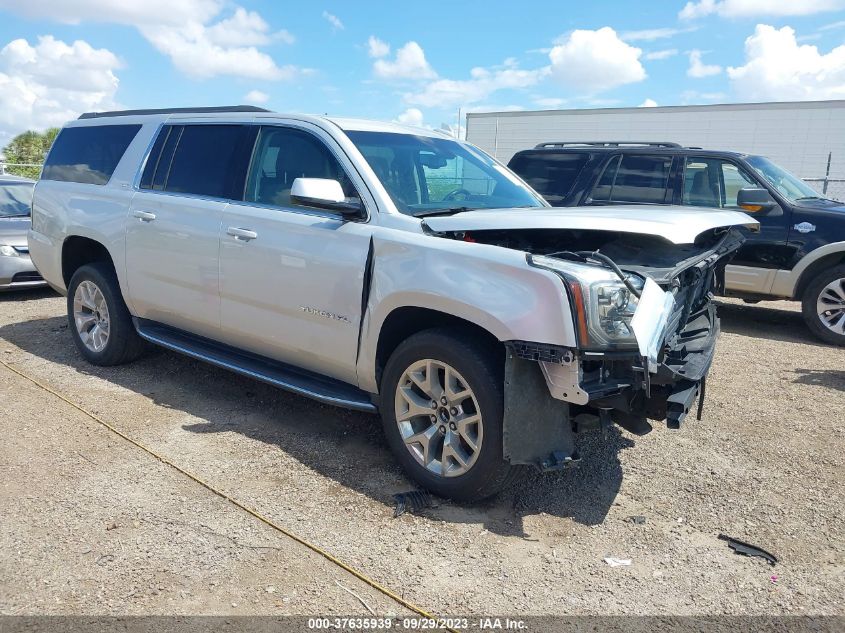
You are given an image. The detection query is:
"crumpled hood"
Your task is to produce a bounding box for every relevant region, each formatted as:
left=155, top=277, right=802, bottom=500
left=422, top=205, right=759, bottom=245
left=0, top=217, right=31, bottom=247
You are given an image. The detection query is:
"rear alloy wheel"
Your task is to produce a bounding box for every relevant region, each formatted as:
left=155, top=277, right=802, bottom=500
left=73, top=280, right=111, bottom=353
left=67, top=263, right=145, bottom=365
left=380, top=329, right=522, bottom=502
left=802, top=264, right=845, bottom=346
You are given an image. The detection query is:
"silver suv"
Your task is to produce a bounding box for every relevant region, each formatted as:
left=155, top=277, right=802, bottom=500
left=29, top=106, right=757, bottom=501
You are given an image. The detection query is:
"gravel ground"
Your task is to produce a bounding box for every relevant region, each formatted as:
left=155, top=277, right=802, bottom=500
left=0, top=289, right=842, bottom=617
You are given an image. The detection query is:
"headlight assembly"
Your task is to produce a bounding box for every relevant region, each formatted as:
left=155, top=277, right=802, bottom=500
left=0, top=244, right=20, bottom=257
left=529, top=254, right=650, bottom=350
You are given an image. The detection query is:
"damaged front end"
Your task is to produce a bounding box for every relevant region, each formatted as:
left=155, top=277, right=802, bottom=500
left=494, top=226, right=744, bottom=471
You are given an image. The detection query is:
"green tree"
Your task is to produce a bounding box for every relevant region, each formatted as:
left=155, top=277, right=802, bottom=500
left=2, top=128, right=60, bottom=179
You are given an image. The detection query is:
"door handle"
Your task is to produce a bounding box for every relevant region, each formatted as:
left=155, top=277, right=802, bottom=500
left=132, top=210, right=157, bottom=222
left=227, top=227, right=258, bottom=241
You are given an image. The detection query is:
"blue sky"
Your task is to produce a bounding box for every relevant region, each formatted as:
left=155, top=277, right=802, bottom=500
left=0, top=0, right=844, bottom=144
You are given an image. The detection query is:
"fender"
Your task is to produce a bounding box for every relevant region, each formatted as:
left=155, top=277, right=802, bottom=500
left=770, top=241, right=845, bottom=298
left=355, top=230, right=577, bottom=394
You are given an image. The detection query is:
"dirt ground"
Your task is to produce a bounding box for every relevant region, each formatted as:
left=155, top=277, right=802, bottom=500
left=0, top=289, right=843, bottom=618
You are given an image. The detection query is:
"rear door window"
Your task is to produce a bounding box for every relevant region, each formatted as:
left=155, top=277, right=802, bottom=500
left=590, top=154, right=673, bottom=204
left=161, top=125, right=248, bottom=198
left=42, top=124, right=141, bottom=185
left=508, top=152, right=589, bottom=204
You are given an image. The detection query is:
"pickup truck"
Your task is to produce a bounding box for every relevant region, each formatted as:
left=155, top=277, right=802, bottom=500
left=508, top=141, right=845, bottom=346
left=29, top=107, right=757, bottom=501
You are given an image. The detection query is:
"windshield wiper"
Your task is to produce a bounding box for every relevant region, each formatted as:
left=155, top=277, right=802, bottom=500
left=412, top=206, right=477, bottom=218
left=794, top=196, right=832, bottom=202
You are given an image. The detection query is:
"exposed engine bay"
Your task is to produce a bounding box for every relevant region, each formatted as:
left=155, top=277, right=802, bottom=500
left=434, top=225, right=747, bottom=472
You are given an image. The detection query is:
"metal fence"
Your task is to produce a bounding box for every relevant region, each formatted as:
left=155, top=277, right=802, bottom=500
left=0, top=162, right=43, bottom=177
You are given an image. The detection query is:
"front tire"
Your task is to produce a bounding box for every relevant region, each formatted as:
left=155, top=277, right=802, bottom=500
left=802, top=265, right=845, bottom=346
left=67, top=263, right=145, bottom=365
left=380, top=328, right=520, bottom=502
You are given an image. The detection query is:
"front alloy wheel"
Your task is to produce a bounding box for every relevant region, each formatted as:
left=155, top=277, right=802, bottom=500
left=803, top=265, right=845, bottom=346
left=816, top=277, right=845, bottom=336
left=395, top=359, right=483, bottom=477
left=380, top=328, right=521, bottom=502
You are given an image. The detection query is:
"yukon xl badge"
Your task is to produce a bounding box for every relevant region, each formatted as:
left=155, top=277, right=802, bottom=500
left=794, top=222, right=816, bottom=234
left=300, top=306, right=352, bottom=324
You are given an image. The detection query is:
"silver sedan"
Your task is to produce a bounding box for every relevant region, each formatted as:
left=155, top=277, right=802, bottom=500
left=0, top=175, right=47, bottom=291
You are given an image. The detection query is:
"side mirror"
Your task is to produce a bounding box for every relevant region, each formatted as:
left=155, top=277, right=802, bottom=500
left=290, top=178, right=363, bottom=217
left=737, top=187, right=777, bottom=213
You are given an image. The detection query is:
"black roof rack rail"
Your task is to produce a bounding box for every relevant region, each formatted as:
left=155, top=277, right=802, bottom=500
left=534, top=141, right=682, bottom=149
left=78, top=105, right=272, bottom=119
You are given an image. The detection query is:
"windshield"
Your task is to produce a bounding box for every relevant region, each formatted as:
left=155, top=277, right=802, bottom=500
left=346, top=131, right=546, bottom=216
left=745, top=156, right=822, bottom=202
left=0, top=182, right=34, bottom=217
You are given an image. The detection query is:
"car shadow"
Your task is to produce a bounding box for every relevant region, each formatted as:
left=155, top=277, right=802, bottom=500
left=0, top=315, right=630, bottom=536
left=715, top=300, right=828, bottom=347
left=0, top=287, right=58, bottom=302
left=791, top=368, right=845, bottom=393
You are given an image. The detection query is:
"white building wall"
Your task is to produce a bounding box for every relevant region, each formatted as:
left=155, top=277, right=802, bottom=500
left=466, top=101, right=845, bottom=200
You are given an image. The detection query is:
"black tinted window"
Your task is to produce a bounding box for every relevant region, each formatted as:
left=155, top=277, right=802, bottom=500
left=591, top=154, right=672, bottom=204
left=42, top=125, right=141, bottom=185
left=163, top=125, right=245, bottom=198
left=508, top=152, right=589, bottom=205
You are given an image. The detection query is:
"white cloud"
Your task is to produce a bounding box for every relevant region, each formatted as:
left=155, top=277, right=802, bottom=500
left=727, top=24, right=845, bottom=100
left=406, top=65, right=545, bottom=108
left=205, top=8, right=294, bottom=46
left=644, top=48, right=678, bottom=60
left=548, top=27, right=646, bottom=93
left=140, top=21, right=300, bottom=80
left=322, top=11, right=344, bottom=31
left=0, top=0, right=221, bottom=26
left=621, top=27, right=696, bottom=41
left=0, top=35, right=121, bottom=143
left=243, top=89, right=269, bottom=104
left=680, top=0, right=845, bottom=20
left=367, top=36, right=390, bottom=58
left=394, top=107, right=425, bottom=127
left=639, top=98, right=659, bottom=107
left=0, top=1, right=300, bottom=82
left=687, top=50, right=722, bottom=77
left=373, top=41, right=436, bottom=80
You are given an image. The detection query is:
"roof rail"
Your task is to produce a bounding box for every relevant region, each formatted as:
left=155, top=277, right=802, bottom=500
left=78, top=105, right=272, bottom=119
left=534, top=141, right=682, bottom=149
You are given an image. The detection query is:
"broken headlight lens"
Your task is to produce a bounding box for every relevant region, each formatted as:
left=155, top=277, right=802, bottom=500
left=529, top=254, right=645, bottom=349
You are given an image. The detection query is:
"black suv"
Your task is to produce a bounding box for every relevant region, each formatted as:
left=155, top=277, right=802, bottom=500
left=508, top=142, right=845, bottom=346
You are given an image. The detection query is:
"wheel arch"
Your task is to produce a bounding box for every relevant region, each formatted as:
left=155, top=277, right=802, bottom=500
left=373, top=306, right=503, bottom=394
left=61, top=235, right=117, bottom=288
left=793, top=248, right=845, bottom=301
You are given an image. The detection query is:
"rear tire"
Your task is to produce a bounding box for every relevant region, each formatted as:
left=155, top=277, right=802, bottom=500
left=380, top=328, right=521, bottom=502
left=801, top=265, right=845, bottom=346
left=67, top=263, right=145, bottom=365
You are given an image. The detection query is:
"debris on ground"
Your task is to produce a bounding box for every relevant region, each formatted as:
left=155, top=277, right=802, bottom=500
left=718, top=534, right=778, bottom=566
left=603, top=557, right=632, bottom=567
left=392, top=490, right=433, bottom=518
left=628, top=515, right=646, bottom=525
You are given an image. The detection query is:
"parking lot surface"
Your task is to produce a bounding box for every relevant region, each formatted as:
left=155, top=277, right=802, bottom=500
left=1, top=290, right=843, bottom=616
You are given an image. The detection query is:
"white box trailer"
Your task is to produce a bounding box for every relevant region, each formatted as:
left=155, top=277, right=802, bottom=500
left=466, top=100, right=845, bottom=200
